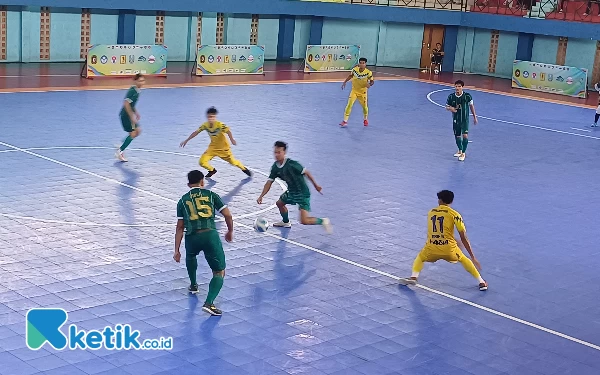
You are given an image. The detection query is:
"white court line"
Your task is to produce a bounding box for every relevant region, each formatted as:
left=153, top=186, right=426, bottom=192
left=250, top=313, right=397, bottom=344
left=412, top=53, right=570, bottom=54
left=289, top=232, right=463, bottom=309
left=570, top=127, right=592, bottom=133
left=0, top=145, right=286, bottom=224
left=0, top=69, right=301, bottom=79
left=427, top=88, right=600, bottom=141
left=1, top=140, right=599, bottom=352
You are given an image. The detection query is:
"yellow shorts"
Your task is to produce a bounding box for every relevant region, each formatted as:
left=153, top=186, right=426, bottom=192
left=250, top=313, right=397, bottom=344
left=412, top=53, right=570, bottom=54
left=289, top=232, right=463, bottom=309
left=203, top=148, right=232, bottom=159
left=418, top=245, right=465, bottom=264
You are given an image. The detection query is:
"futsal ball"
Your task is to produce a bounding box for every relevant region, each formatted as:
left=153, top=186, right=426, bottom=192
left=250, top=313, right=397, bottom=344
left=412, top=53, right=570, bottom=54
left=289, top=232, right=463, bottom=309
left=253, top=218, right=269, bottom=233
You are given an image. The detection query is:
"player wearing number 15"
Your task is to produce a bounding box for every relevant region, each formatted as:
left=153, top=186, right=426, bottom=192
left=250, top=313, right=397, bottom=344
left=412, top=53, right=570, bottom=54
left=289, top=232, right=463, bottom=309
left=173, top=170, right=234, bottom=316
left=400, top=190, right=488, bottom=291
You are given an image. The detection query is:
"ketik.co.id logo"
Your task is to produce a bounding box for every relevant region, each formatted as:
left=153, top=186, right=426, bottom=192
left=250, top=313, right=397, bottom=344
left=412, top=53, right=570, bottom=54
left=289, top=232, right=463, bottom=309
left=26, top=308, right=173, bottom=351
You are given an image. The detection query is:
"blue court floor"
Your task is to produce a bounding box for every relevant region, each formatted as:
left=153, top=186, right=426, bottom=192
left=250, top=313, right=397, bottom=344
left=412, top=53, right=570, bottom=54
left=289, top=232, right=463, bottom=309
left=0, top=79, right=599, bottom=375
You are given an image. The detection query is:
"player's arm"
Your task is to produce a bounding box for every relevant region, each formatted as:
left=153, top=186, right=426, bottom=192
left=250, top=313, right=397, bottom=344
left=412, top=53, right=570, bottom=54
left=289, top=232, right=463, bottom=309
left=456, top=218, right=481, bottom=270
left=341, top=73, right=353, bottom=89
left=220, top=207, right=234, bottom=243
left=226, top=130, right=237, bottom=146
left=303, top=170, right=323, bottom=195
left=468, top=96, right=478, bottom=124
left=445, top=96, right=456, bottom=113
left=257, top=180, right=274, bottom=204
left=123, top=100, right=137, bottom=123
left=180, top=128, right=201, bottom=148
left=368, top=72, right=374, bottom=87
left=173, top=201, right=185, bottom=263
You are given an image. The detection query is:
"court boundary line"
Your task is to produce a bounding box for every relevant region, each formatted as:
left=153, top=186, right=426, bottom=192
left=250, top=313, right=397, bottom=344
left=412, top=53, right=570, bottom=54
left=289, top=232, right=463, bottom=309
left=1, top=139, right=599, bottom=352
left=427, top=88, right=600, bottom=141
left=0, top=146, right=287, bottom=225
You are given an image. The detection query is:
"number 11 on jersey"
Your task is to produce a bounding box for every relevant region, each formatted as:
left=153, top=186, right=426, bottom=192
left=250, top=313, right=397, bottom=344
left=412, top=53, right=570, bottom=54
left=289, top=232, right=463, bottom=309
left=431, top=215, right=444, bottom=233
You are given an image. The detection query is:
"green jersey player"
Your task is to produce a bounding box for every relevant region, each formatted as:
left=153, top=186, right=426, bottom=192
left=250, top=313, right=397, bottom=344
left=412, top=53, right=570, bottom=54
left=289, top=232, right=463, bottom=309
left=446, top=80, right=478, bottom=162
left=174, top=170, right=233, bottom=316
left=116, top=73, right=145, bottom=162
left=257, top=141, right=332, bottom=233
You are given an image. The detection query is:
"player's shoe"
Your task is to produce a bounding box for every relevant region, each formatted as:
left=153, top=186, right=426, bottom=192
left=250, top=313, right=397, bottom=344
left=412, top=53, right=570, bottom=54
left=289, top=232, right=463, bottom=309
left=479, top=282, right=488, bottom=291
left=202, top=303, right=222, bottom=316
left=206, top=169, right=217, bottom=178
left=273, top=221, right=292, bottom=228
left=458, top=154, right=466, bottom=162
left=363, top=119, right=369, bottom=127
left=339, top=121, right=348, bottom=127
left=592, top=123, right=598, bottom=128
left=399, top=277, right=418, bottom=286
left=188, top=284, right=199, bottom=294
left=453, top=151, right=462, bottom=157
left=242, top=168, right=253, bottom=177
left=321, top=218, right=333, bottom=234
left=115, top=149, right=127, bottom=162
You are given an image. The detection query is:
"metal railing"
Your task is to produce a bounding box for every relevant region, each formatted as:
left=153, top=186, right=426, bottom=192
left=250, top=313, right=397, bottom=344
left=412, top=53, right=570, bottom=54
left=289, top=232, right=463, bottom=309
left=303, top=0, right=600, bottom=22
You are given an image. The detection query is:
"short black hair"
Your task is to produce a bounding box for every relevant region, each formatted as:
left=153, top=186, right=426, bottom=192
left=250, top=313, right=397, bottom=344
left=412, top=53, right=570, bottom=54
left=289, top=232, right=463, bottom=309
left=436, top=42, right=442, bottom=46
left=187, top=170, right=204, bottom=184
left=274, top=141, right=287, bottom=150
left=206, top=107, right=218, bottom=115
left=359, top=57, right=367, bottom=63
left=454, top=80, right=465, bottom=87
left=437, top=190, right=454, bottom=204
left=134, top=73, right=143, bottom=80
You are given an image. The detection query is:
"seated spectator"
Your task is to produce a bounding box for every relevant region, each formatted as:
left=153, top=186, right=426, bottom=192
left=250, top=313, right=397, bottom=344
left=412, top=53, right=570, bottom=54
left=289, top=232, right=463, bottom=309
left=431, top=43, right=444, bottom=74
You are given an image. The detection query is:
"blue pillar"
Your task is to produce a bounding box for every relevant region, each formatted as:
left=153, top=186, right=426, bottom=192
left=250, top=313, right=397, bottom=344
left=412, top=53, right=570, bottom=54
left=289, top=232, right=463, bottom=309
left=309, top=16, right=323, bottom=46
left=442, top=25, right=458, bottom=73
left=516, top=33, right=534, bottom=61
left=118, top=10, right=136, bottom=44
left=277, top=15, right=296, bottom=61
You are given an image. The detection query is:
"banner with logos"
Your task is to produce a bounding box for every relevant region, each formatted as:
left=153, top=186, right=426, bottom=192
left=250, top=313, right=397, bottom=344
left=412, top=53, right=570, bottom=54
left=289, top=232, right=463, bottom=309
left=304, top=45, right=360, bottom=73
left=85, top=45, right=168, bottom=78
left=512, top=60, right=588, bottom=98
left=195, top=45, right=265, bottom=75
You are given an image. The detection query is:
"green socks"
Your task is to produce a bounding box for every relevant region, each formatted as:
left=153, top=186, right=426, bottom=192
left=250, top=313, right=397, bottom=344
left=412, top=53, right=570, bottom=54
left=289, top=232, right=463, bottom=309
left=462, top=137, right=469, bottom=153
left=186, top=256, right=198, bottom=285
left=120, top=136, right=134, bottom=151
left=455, top=137, right=462, bottom=151
left=315, top=218, right=323, bottom=225
left=205, top=275, right=224, bottom=305
left=281, top=211, right=289, bottom=223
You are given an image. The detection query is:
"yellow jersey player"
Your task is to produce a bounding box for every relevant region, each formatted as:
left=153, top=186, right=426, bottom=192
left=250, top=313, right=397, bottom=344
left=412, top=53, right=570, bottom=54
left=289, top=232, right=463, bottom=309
left=400, top=190, right=488, bottom=291
left=340, top=57, right=374, bottom=127
left=180, top=107, right=252, bottom=179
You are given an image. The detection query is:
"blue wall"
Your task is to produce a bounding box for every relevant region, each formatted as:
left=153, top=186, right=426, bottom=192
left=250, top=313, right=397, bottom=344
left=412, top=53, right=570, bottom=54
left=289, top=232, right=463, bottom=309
left=531, top=35, right=558, bottom=64
left=163, top=13, right=191, bottom=61
left=49, top=8, right=81, bottom=61
left=292, top=17, right=310, bottom=59
left=321, top=19, right=380, bottom=62
left=226, top=14, right=251, bottom=45
left=91, top=11, right=119, bottom=45
left=376, top=23, right=423, bottom=69
left=258, top=15, right=279, bottom=60
left=135, top=12, right=155, bottom=45
left=5, top=10, right=21, bottom=62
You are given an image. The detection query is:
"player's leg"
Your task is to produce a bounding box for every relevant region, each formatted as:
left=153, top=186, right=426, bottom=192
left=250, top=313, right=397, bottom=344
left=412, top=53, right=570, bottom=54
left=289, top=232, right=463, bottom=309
left=593, top=109, right=600, bottom=127
left=459, top=123, right=469, bottom=161
left=454, top=249, right=487, bottom=290
left=273, top=196, right=292, bottom=228
left=400, top=248, right=435, bottom=285
left=116, top=115, right=137, bottom=161
left=184, top=234, right=202, bottom=293
left=298, top=203, right=332, bottom=234
left=199, top=150, right=217, bottom=178
left=200, top=230, right=226, bottom=316
left=357, top=94, right=369, bottom=126
left=220, top=152, right=252, bottom=177
left=341, top=92, right=358, bottom=126
left=453, top=124, right=462, bottom=157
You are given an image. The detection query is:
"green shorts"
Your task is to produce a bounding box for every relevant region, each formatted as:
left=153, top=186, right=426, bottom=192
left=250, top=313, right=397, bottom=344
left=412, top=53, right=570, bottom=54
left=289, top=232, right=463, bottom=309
left=120, top=113, right=136, bottom=133
left=453, top=121, right=469, bottom=137
left=185, top=230, right=225, bottom=272
left=280, top=192, right=311, bottom=212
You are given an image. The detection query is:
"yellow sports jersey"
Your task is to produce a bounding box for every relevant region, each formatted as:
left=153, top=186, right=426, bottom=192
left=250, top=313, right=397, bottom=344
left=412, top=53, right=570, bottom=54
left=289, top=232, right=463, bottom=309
left=425, top=205, right=466, bottom=250
left=198, top=121, right=230, bottom=151
left=351, top=66, right=373, bottom=94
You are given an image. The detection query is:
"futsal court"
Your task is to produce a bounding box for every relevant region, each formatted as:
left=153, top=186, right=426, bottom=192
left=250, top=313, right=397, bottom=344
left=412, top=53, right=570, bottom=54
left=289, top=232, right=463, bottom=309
left=0, top=76, right=599, bottom=375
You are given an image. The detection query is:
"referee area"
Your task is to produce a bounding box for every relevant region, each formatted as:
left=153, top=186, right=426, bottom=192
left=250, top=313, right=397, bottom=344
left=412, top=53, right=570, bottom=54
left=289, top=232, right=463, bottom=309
left=1, top=68, right=600, bottom=375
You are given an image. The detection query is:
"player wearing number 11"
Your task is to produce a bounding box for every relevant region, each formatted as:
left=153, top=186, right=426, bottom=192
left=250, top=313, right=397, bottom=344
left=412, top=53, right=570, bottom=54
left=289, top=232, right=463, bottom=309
left=173, top=170, right=233, bottom=316
left=400, top=190, right=488, bottom=291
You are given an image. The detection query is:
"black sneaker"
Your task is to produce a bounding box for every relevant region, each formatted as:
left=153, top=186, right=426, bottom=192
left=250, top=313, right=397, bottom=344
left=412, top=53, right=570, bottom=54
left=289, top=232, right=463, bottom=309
left=188, top=284, right=199, bottom=294
left=202, top=303, right=222, bottom=316
left=242, top=168, right=252, bottom=177
left=479, top=282, right=488, bottom=291
left=206, top=169, right=217, bottom=178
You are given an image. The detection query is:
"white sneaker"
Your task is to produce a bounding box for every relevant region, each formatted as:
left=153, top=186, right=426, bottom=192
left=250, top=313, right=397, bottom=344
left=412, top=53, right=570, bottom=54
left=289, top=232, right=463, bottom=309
left=115, top=149, right=127, bottom=162
left=453, top=151, right=462, bottom=157
left=399, top=277, right=418, bottom=286
left=273, top=221, right=292, bottom=228
left=321, top=218, right=333, bottom=234
left=458, top=154, right=466, bottom=161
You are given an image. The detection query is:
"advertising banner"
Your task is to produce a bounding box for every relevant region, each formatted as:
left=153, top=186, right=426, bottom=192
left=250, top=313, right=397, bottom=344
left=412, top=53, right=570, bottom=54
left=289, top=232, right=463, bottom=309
left=195, top=45, right=265, bottom=75
left=512, top=60, right=587, bottom=98
left=304, top=45, right=360, bottom=73
left=85, top=45, right=167, bottom=78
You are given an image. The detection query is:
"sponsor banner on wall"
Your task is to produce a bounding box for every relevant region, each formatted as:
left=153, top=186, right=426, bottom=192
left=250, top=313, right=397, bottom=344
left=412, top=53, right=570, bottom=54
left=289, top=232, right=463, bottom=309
left=512, top=60, right=587, bottom=98
left=304, top=45, right=360, bottom=73
left=195, top=45, right=265, bottom=75
left=85, top=45, right=168, bottom=78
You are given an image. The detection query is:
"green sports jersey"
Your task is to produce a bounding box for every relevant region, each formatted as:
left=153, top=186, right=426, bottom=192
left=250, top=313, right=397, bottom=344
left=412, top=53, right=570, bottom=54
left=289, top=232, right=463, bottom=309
left=177, top=188, right=226, bottom=234
left=268, top=159, right=310, bottom=198
left=446, top=92, right=473, bottom=125
left=119, top=86, right=140, bottom=117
